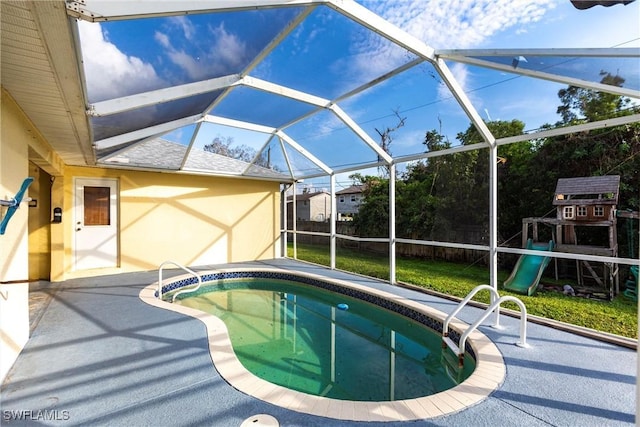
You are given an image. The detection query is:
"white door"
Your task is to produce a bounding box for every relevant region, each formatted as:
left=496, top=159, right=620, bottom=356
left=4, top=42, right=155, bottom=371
left=74, top=178, right=118, bottom=270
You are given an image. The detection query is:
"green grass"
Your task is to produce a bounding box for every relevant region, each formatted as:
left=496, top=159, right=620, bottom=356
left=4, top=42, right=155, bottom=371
left=288, top=243, right=638, bottom=338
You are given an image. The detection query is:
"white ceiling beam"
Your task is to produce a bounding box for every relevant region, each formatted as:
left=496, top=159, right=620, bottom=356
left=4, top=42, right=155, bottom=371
left=180, top=121, right=204, bottom=170
left=240, top=76, right=331, bottom=107
left=326, top=0, right=435, bottom=62
left=390, top=114, right=640, bottom=166
left=438, top=55, right=640, bottom=99
left=241, top=134, right=290, bottom=178
left=202, top=115, right=277, bottom=134
left=436, top=47, right=640, bottom=58
left=238, top=6, right=316, bottom=79
left=94, top=114, right=202, bottom=149
left=329, top=104, right=394, bottom=164
left=98, top=140, right=145, bottom=163
left=437, top=48, right=640, bottom=58
left=88, top=74, right=241, bottom=117
left=67, top=0, right=326, bottom=22
left=275, top=59, right=425, bottom=133
left=393, top=143, right=490, bottom=166
left=496, top=114, right=640, bottom=146
left=200, top=5, right=316, bottom=119
left=277, top=135, right=297, bottom=180
left=98, top=129, right=182, bottom=163
left=332, top=160, right=389, bottom=176
left=434, top=58, right=496, bottom=147
left=334, top=58, right=425, bottom=103
left=277, top=131, right=333, bottom=175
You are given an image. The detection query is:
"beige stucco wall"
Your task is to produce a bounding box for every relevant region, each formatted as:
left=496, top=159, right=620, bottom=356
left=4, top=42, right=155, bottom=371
left=28, top=162, right=52, bottom=281
left=54, top=167, right=282, bottom=280
left=1, top=88, right=283, bottom=382
left=0, top=92, right=32, bottom=382
left=309, top=194, right=331, bottom=221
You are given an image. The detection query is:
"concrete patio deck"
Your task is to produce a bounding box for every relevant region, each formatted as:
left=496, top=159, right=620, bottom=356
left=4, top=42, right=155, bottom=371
left=1, top=259, right=636, bottom=426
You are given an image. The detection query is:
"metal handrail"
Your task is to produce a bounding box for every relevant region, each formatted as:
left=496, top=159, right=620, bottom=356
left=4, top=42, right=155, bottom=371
left=157, top=260, right=202, bottom=302
left=442, top=286, right=528, bottom=366
left=458, top=295, right=528, bottom=358
left=443, top=284, right=501, bottom=336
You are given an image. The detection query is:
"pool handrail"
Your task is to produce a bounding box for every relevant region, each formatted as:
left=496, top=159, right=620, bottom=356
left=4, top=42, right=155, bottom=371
left=442, top=284, right=501, bottom=336
left=443, top=285, right=528, bottom=366
left=157, top=260, right=202, bottom=302
left=458, top=295, right=528, bottom=357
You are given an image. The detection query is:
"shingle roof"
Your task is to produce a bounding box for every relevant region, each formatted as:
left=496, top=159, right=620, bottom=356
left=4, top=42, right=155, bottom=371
left=104, top=138, right=290, bottom=180
left=336, top=185, right=365, bottom=195
left=286, top=191, right=330, bottom=202
left=553, top=175, right=620, bottom=204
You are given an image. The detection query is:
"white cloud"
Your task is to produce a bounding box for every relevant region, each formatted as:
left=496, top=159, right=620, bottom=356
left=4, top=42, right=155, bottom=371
left=157, top=22, right=248, bottom=81
left=154, top=31, right=170, bottom=48
left=208, top=24, right=247, bottom=71
left=168, top=16, right=196, bottom=40
left=351, top=0, right=557, bottom=72
left=78, top=20, right=165, bottom=102
left=335, top=0, right=560, bottom=121
left=387, top=0, right=556, bottom=49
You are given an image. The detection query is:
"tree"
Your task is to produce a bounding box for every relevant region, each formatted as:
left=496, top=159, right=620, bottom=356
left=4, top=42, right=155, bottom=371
left=453, top=120, right=541, bottom=242
left=542, top=70, right=639, bottom=208
left=203, top=134, right=257, bottom=163
left=351, top=174, right=390, bottom=238
left=556, top=71, right=633, bottom=124
left=533, top=71, right=640, bottom=249
left=352, top=71, right=639, bottom=253
left=374, top=110, right=406, bottom=177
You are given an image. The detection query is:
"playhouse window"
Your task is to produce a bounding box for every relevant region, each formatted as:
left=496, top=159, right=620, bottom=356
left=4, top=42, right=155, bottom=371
left=594, top=206, right=604, bottom=217
left=563, top=206, right=574, bottom=219
left=577, top=206, right=587, bottom=217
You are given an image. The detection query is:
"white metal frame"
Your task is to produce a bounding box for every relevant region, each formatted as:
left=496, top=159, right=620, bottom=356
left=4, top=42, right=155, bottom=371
left=68, top=0, right=639, bottom=293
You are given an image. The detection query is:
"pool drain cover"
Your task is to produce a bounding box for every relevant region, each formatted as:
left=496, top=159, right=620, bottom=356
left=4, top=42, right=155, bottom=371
left=240, top=414, right=279, bottom=427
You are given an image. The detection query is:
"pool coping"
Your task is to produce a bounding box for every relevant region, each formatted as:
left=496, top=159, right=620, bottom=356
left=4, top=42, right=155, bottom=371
left=139, top=268, right=506, bottom=422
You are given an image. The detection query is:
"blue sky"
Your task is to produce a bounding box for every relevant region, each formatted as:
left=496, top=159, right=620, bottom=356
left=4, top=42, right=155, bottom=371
left=77, top=0, right=640, bottom=190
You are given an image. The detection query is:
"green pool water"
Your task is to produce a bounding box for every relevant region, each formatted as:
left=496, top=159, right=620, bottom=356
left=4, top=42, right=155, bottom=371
left=175, top=278, right=474, bottom=401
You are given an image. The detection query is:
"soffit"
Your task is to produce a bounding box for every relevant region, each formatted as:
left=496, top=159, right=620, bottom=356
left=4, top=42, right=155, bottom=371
left=1, top=1, right=93, bottom=167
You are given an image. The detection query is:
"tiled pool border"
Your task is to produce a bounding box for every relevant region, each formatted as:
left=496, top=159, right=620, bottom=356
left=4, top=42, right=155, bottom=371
left=140, top=268, right=505, bottom=422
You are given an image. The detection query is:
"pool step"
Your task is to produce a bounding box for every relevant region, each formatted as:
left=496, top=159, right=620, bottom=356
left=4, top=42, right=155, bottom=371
left=442, top=336, right=461, bottom=357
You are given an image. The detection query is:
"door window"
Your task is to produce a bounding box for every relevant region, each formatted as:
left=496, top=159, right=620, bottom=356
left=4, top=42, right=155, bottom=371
left=84, top=186, right=111, bottom=226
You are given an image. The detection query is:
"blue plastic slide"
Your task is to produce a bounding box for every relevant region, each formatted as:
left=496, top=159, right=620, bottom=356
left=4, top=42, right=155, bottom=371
left=0, top=177, right=34, bottom=235
left=503, top=239, right=555, bottom=296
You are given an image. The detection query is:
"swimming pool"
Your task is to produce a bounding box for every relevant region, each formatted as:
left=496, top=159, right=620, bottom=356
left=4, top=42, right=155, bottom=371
left=173, top=278, right=476, bottom=401
left=140, top=268, right=505, bottom=421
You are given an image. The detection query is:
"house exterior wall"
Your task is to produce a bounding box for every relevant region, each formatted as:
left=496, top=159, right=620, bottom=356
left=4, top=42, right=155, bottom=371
left=28, top=162, right=52, bottom=281
left=337, top=193, right=362, bottom=216
left=53, top=167, right=281, bottom=280
left=0, top=93, right=32, bottom=382
left=308, top=194, right=331, bottom=221
left=557, top=204, right=615, bottom=222
left=286, top=193, right=332, bottom=224
left=1, top=90, right=283, bottom=382
left=295, top=200, right=311, bottom=221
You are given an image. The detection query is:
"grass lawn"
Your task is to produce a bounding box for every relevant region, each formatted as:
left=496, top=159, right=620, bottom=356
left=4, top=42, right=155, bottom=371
left=288, top=243, right=638, bottom=339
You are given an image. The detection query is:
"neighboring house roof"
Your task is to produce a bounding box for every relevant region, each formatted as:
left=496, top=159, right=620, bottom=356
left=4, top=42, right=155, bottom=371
left=336, top=185, right=364, bottom=195
left=104, top=138, right=290, bottom=180
left=553, top=175, right=620, bottom=205
left=286, top=191, right=330, bottom=202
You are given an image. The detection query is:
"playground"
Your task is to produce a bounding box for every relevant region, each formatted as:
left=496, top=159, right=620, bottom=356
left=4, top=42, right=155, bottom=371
left=506, top=176, right=639, bottom=301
